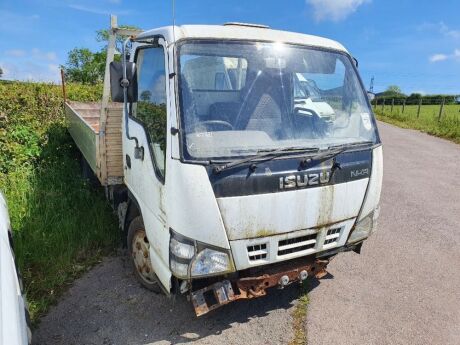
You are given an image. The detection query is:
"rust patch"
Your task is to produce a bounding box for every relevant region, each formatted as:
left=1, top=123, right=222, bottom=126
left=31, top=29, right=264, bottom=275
left=191, top=258, right=329, bottom=317
left=254, top=229, right=277, bottom=238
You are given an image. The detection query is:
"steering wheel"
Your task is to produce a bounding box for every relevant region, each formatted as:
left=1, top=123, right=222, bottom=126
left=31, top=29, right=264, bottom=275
left=191, top=120, right=234, bottom=132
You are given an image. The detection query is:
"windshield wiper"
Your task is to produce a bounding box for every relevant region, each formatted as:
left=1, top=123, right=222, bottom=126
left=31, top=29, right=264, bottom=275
left=212, top=146, right=320, bottom=174
left=300, top=140, right=374, bottom=169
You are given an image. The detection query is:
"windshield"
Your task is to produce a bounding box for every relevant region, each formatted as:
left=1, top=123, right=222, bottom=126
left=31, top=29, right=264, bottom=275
left=177, top=40, right=377, bottom=160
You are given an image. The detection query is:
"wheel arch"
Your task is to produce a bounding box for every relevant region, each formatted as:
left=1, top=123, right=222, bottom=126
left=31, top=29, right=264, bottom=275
left=122, top=191, right=142, bottom=246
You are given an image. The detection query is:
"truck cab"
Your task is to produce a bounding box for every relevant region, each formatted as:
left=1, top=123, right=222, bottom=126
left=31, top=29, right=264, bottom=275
left=69, top=22, right=382, bottom=316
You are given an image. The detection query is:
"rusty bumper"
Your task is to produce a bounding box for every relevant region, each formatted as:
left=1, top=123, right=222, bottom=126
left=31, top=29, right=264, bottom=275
left=191, top=258, right=329, bottom=316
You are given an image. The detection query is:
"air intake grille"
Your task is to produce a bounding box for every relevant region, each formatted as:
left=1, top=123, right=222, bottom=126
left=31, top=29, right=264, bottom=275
left=247, top=243, right=268, bottom=261
left=278, top=234, right=316, bottom=256
left=324, top=228, right=341, bottom=245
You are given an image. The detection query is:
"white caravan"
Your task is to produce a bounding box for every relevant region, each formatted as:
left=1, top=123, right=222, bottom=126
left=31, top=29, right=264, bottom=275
left=0, top=192, right=31, bottom=344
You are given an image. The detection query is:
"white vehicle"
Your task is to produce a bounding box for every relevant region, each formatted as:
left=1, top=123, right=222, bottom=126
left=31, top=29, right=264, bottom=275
left=0, top=192, right=31, bottom=344
left=65, top=19, right=382, bottom=316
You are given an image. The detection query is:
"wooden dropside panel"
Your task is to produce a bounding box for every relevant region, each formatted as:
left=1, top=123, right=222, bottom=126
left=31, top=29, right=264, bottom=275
left=103, top=106, right=124, bottom=184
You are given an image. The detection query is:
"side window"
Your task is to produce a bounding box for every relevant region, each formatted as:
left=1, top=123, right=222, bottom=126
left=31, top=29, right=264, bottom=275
left=133, top=47, right=167, bottom=177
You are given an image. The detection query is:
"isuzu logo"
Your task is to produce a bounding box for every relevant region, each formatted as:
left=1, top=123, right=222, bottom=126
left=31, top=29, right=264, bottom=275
left=279, top=172, right=331, bottom=190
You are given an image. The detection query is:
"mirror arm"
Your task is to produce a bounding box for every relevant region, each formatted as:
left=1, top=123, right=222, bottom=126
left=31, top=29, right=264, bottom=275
left=122, top=37, right=143, bottom=160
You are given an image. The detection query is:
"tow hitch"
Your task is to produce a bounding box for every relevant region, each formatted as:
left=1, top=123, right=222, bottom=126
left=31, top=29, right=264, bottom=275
left=191, top=258, right=329, bottom=316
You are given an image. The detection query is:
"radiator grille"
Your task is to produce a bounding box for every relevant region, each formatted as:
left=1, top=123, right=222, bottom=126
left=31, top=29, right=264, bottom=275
left=277, top=234, right=316, bottom=256
left=247, top=243, right=268, bottom=261
left=323, top=227, right=341, bottom=245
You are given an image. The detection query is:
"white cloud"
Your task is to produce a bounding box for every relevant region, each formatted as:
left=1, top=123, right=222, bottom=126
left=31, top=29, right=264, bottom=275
left=439, top=22, right=460, bottom=39
left=418, top=21, right=460, bottom=39
left=0, top=10, right=40, bottom=34
left=429, top=49, right=460, bottom=63
left=30, top=48, right=58, bottom=61
left=306, top=0, right=370, bottom=22
left=5, top=49, right=26, bottom=57
left=68, top=4, right=132, bottom=15
left=429, top=54, right=448, bottom=62
left=0, top=49, right=60, bottom=82
left=0, top=60, right=60, bottom=82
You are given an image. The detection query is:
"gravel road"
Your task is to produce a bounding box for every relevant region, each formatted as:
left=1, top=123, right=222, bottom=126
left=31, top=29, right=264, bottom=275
left=33, top=122, right=460, bottom=345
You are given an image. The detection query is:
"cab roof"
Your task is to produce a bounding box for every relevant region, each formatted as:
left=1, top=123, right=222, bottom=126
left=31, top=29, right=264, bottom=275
left=136, top=24, right=348, bottom=53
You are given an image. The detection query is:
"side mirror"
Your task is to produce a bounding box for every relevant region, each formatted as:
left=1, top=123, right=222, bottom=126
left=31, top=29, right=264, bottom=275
left=367, top=92, right=375, bottom=101
left=110, top=61, right=138, bottom=103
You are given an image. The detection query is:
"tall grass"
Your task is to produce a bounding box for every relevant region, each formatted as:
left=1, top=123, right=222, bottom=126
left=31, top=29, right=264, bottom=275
left=373, top=104, right=460, bottom=143
left=0, top=81, right=119, bottom=323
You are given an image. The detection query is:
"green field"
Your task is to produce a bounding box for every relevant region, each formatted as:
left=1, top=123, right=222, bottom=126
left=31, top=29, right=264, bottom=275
left=373, top=103, right=460, bottom=143
left=0, top=81, right=119, bottom=323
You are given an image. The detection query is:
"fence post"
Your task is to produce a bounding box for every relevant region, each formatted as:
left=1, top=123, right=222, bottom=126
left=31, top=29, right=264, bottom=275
left=402, top=99, right=406, bottom=113
left=391, top=98, right=394, bottom=113
left=60, top=68, right=67, bottom=105
left=438, top=98, right=445, bottom=121
left=417, top=98, right=422, bottom=118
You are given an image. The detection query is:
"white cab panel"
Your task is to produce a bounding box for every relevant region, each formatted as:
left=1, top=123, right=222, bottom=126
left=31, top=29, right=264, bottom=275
left=217, top=178, right=369, bottom=241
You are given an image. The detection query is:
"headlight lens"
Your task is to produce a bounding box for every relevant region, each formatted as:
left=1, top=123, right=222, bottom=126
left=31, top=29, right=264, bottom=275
left=170, top=260, right=189, bottom=277
left=348, top=209, right=378, bottom=243
left=190, top=248, right=232, bottom=277
left=170, top=237, right=194, bottom=259
left=169, top=230, right=233, bottom=278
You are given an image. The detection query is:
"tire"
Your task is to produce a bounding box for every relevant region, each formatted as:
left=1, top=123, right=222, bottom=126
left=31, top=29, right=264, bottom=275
left=127, top=216, right=162, bottom=293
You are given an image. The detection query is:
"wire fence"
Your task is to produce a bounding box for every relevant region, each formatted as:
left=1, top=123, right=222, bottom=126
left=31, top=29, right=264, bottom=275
left=372, top=96, right=460, bottom=124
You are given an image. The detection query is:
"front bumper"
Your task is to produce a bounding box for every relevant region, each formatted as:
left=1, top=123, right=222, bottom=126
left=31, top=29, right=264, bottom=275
left=191, top=257, right=329, bottom=316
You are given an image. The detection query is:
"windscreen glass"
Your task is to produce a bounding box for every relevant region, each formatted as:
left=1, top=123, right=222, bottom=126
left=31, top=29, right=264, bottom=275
left=178, top=40, right=376, bottom=160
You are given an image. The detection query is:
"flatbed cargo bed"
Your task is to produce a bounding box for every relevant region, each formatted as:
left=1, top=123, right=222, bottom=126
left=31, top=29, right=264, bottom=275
left=65, top=101, right=124, bottom=186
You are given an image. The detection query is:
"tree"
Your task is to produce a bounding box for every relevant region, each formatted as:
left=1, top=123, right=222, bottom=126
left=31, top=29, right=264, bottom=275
left=386, top=85, right=402, bottom=94
left=0, top=67, right=3, bottom=79
left=63, top=24, right=139, bottom=84
left=63, top=48, right=106, bottom=84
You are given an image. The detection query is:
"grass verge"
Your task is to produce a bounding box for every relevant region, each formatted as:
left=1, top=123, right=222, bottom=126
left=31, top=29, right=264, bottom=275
left=289, top=282, right=310, bottom=345
left=0, top=81, right=119, bottom=324
left=374, top=105, right=460, bottom=144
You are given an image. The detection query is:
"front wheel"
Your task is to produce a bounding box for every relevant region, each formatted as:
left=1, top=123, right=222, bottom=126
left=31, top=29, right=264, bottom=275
left=127, top=216, right=162, bottom=293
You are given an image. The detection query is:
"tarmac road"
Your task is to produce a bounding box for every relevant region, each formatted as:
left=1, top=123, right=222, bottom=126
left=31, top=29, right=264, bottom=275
left=306, top=122, right=460, bottom=345
left=33, top=122, right=460, bottom=345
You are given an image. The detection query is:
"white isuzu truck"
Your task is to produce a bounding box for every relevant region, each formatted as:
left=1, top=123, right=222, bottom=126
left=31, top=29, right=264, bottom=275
left=65, top=19, right=383, bottom=316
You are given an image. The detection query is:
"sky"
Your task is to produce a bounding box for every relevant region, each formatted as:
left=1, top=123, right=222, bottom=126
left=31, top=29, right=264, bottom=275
left=0, top=0, right=459, bottom=95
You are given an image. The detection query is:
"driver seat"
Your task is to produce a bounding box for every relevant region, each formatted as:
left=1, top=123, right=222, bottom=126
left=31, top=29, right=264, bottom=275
left=234, top=71, right=288, bottom=139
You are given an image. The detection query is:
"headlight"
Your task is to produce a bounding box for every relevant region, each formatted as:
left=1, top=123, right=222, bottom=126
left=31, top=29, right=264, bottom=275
left=169, top=230, right=233, bottom=279
left=347, top=208, right=379, bottom=244
left=190, top=248, right=232, bottom=277
left=170, top=237, right=194, bottom=260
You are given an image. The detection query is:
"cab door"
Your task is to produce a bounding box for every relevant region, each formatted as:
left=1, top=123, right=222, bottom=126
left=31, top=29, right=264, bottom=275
left=123, top=41, right=171, bottom=290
